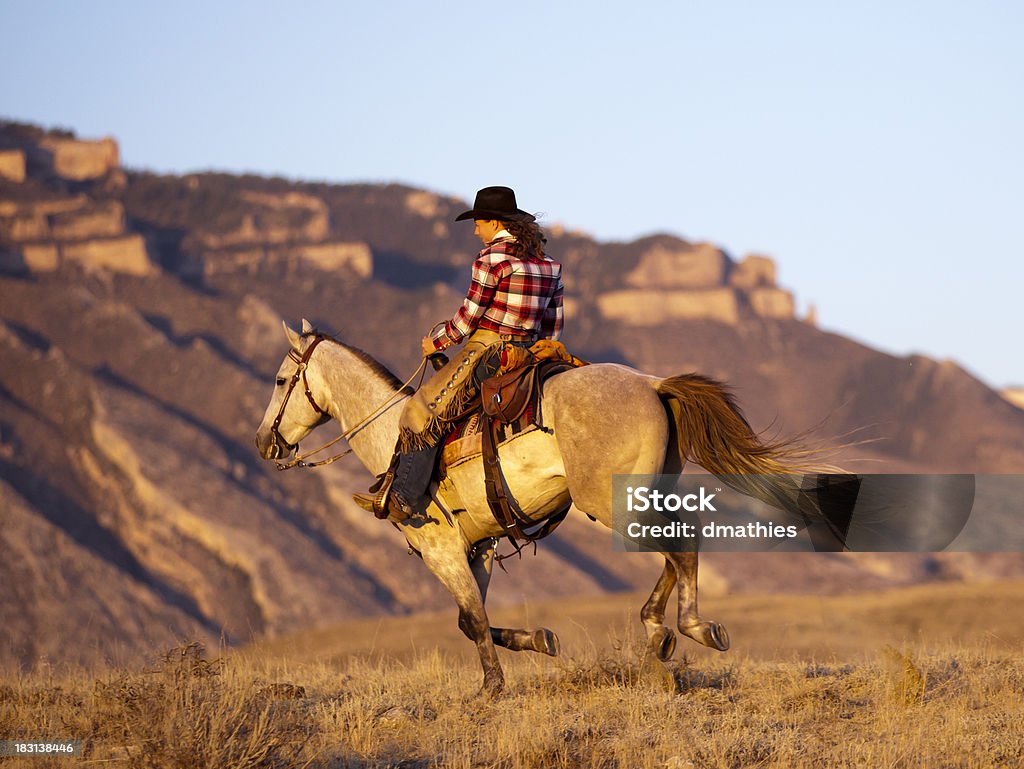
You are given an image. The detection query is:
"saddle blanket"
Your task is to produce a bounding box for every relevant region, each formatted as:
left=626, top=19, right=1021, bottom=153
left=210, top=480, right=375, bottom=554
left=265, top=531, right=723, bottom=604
left=440, top=419, right=540, bottom=473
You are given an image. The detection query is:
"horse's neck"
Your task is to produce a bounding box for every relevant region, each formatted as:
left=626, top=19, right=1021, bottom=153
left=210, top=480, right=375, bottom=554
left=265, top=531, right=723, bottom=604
left=315, top=343, right=405, bottom=476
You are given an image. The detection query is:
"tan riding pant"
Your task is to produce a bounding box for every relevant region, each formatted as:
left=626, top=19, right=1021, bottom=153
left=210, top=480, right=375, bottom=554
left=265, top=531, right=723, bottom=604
left=398, top=329, right=505, bottom=449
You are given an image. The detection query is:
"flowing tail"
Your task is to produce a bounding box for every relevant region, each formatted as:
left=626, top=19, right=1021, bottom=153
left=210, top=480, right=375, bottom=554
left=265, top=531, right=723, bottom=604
left=656, top=373, right=853, bottom=541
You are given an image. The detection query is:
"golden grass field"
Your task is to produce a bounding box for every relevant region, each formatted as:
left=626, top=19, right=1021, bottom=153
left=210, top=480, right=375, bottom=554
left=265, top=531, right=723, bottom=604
left=2, top=581, right=1023, bottom=768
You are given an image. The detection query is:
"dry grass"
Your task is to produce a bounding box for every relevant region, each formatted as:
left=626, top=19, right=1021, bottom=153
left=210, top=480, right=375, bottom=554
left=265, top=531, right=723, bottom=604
left=0, top=643, right=312, bottom=768
left=2, top=641, right=1023, bottom=767
left=3, top=583, right=1024, bottom=768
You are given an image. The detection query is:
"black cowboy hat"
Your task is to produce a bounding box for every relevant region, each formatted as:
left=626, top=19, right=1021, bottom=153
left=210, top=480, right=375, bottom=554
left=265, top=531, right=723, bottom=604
left=455, top=186, right=536, bottom=223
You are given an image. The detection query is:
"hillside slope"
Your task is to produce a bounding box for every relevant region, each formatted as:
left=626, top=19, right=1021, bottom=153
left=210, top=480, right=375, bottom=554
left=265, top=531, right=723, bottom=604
left=1, top=121, right=1022, bottom=669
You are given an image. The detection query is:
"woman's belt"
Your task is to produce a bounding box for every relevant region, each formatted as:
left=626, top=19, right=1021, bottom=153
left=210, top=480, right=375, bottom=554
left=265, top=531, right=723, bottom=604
left=499, top=331, right=539, bottom=342
left=468, top=328, right=540, bottom=344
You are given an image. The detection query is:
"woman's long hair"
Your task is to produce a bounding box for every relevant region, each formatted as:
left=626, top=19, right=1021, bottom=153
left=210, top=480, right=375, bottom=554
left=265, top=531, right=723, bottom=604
left=504, top=219, right=547, bottom=258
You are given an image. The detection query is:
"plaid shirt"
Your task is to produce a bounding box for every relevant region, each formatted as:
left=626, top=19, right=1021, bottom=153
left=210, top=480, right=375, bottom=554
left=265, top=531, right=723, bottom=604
left=430, top=236, right=564, bottom=351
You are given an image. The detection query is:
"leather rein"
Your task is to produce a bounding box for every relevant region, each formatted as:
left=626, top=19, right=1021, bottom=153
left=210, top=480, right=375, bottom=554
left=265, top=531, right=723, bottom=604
left=269, top=334, right=426, bottom=471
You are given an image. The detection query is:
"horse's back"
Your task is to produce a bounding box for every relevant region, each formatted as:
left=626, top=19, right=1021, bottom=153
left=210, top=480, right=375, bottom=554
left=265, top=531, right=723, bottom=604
left=542, top=363, right=670, bottom=518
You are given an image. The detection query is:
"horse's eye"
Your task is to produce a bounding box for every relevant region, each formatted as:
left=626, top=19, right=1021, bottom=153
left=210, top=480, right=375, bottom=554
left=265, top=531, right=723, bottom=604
left=276, top=377, right=286, bottom=386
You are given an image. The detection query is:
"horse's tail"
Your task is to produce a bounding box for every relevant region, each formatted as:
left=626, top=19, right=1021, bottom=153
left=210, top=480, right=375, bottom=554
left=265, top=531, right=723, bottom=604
left=656, top=373, right=842, bottom=519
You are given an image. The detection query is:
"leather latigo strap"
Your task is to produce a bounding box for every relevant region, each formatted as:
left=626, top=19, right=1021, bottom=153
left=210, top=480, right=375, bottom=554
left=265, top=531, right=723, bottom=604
left=481, top=416, right=526, bottom=542
left=480, top=414, right=569, bottom=550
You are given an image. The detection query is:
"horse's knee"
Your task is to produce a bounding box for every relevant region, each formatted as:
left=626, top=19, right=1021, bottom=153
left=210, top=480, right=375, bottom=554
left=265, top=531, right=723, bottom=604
left=458, top=608, right=488, bottom=640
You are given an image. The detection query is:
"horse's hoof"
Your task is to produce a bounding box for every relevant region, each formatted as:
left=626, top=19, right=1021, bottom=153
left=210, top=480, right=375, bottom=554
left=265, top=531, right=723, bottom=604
left=534, top=628, right=560, bottom=657
left=682, top=621, right=731, bottom=652
left=648, top=626, right=677, bottom=661
left=708, top=622, right=730, bottom=651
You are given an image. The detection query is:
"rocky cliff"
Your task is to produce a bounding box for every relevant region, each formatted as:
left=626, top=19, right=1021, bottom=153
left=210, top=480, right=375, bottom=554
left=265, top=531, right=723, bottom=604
left=2, top=121, right=1022, bottom=670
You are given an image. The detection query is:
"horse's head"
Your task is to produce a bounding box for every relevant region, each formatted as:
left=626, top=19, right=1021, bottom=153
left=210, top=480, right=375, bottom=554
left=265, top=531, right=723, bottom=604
left=255, top=319, right=331, bottom=461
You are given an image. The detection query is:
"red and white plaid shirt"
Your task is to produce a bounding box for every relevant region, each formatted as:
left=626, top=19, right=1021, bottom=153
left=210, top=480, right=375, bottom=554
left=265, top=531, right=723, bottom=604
left=430, top=235, right=564, bottom=351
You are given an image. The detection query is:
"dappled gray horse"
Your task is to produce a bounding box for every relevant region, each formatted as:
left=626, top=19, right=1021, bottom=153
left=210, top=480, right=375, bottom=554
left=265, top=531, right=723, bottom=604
left=256, top=321, right=825, bottom=695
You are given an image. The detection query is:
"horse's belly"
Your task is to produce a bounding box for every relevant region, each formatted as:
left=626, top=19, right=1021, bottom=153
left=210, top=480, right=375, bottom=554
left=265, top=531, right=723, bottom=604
left=438, top=428, right=569, bottom=543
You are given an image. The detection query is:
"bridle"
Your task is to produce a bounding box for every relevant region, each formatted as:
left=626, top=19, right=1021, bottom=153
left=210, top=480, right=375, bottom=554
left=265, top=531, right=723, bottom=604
left=268, top=335, right=329, bottom=464
left=268, top=334, right=427, bottom=471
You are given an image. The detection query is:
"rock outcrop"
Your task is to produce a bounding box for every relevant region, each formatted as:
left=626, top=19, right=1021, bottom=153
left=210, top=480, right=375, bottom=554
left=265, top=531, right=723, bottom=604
left=730, top=253, right=776, bottom=289
left=290, top=241, right=373, bottom=278
left=625, top=241, right=727, bottom=288
left=0, top=129, right=375, bottom=281
left=599, top=287, right=740, bottom=325
left=0, top=149, right=26, bottom=183
left=195, top=190, right=330, bottom=248
left=36, top=135, right=120, bottom=180
left=0, top=126, right=153, bottom=277
left=199, top=241, right=373, bottom=279
left=598, top=239, right=795, bottom=326
left=50, top=200, right=125, bottom=240
left=748, top=287, right=796, bottom=319
left=1003, top=387, right=1024, bottom=410
left=0, top=192, right=153, bottom=276
left=61, top=234, right=153, bottom=275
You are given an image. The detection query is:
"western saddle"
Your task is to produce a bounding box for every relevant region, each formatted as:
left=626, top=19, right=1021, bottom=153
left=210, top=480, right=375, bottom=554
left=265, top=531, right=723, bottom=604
left=443, top=339, right=586, bottom=550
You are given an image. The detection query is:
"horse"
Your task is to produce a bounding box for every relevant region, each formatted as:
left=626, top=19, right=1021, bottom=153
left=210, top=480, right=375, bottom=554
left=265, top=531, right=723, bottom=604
left=255, top=320, right=832, bottom=695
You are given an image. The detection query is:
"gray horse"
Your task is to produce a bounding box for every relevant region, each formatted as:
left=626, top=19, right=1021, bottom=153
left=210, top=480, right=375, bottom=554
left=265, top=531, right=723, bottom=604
left=255, top=320, right=829, bottom=695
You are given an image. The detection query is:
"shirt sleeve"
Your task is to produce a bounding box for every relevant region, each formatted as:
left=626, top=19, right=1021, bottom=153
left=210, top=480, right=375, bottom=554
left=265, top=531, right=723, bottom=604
left=540, top=273, right=564, bottom=341
left=429, top=256, right=504, bottom=350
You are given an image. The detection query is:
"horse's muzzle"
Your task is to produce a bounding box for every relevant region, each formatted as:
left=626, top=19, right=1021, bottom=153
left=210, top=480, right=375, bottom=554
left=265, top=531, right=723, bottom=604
left=255, top=431, right=291, bottom=461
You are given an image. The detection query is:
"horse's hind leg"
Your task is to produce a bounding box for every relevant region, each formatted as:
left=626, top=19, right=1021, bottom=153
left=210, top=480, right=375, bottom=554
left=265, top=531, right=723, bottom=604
left=469, top=540, right=560, bottom=657
left=491, top=626, right=560, bottom=656
left=667, top=551, right=730, bottom=652
left=640, top=560, right=678, bottom=661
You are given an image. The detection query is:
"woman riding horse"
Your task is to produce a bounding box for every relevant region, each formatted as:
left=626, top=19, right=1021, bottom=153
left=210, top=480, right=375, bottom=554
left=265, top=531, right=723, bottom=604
left=354, top=186, right=564, bottom=520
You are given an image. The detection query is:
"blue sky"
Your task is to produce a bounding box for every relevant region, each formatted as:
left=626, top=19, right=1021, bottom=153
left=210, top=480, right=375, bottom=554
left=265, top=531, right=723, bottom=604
left=2, top=1, right=1021, bottom=387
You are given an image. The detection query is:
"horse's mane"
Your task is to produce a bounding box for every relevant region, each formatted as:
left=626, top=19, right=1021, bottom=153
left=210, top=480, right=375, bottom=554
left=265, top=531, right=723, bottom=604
left=304, top=330, right=412, bottom=394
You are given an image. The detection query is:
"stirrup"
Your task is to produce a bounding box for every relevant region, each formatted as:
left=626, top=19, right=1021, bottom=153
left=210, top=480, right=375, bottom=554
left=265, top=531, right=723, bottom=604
left=356, top=468, right=396, bottom=519
left=355, top=455, right=399, bottom=518
left=352, top=489, right=426, bottom=522
left=352, top=493, right=379, bottom=514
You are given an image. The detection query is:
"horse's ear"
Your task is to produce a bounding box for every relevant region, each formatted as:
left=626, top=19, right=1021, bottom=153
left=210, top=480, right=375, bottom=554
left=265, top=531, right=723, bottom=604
left=301, top=318, right=314, bottom=335
left=282, top=321, right=303, bottom=351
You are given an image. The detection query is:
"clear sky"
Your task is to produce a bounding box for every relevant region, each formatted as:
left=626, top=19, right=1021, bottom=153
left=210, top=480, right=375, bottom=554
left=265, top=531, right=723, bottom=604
left=2, top=1, right=1021, bottom=388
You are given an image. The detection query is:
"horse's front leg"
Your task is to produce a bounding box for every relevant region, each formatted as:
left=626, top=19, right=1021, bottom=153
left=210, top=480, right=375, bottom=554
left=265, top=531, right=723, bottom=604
left=413, top=521, right=505, bottom=696
left=469, top=540, right=560, bottom=657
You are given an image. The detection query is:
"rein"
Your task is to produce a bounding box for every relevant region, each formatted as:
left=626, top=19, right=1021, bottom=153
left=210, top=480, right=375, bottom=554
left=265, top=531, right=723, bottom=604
left=271, top=335, right=427, bottom=471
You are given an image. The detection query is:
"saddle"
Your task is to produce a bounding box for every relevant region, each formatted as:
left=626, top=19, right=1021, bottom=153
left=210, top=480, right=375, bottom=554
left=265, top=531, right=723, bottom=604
left=440, top=340, right=584, bottom=465
left=435, top=340, right=582, bottom=550
left=478, top=356, right=576, bottom=549
left=480, top=362, right=540, bottom=423
left=480, top=337, right=586, bottom=423
left=364, top=340, right=586, bottom=548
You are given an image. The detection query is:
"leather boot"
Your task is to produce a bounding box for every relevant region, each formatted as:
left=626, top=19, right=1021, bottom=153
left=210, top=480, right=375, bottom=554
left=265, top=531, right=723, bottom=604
left=390, top=443, right=443, bottom=517
left=353, top=443, right=441, bottom=521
